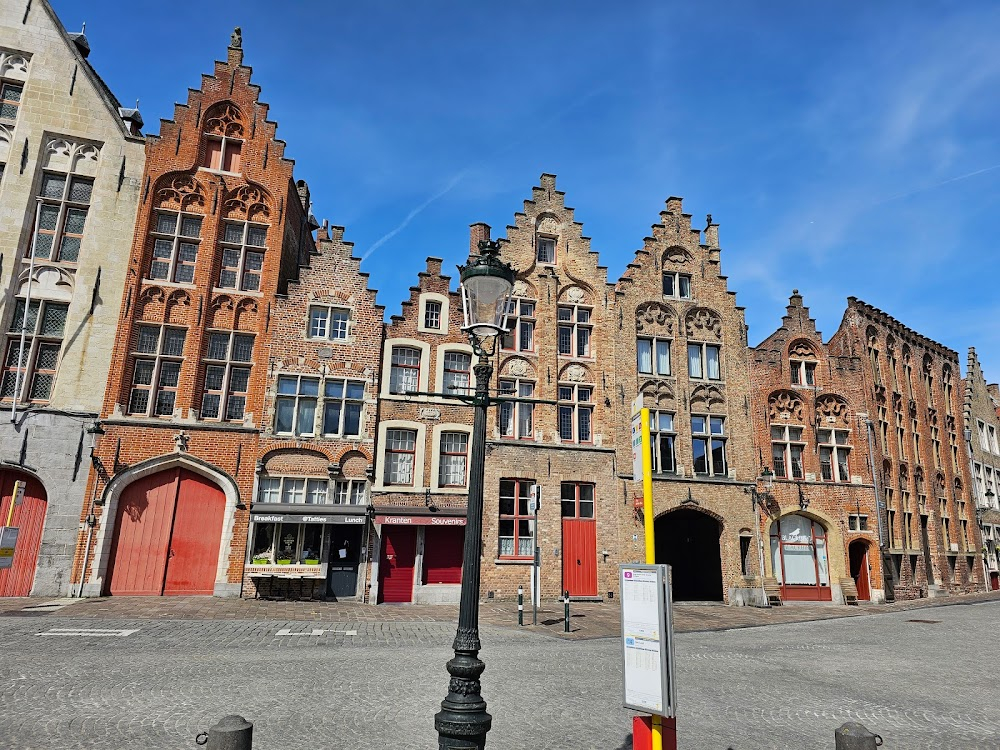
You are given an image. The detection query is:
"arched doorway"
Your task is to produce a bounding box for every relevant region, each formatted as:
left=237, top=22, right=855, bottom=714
left=0, top=470, right=46, bottom=597
left=848, top=539, right=871, bottom=601
left=769, top=514, right=831, bottom=601
left=654, top=508, right=724, bottom=601
left=105, top=468, right=226, bottom=596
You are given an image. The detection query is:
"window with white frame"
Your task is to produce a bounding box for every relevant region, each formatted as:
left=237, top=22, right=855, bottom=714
left=438, top=431, right=469, bottom=487
left=333, top=479, right=367, bottom=505
left=649, top=410, right=676, bottom=474
left=561, top=482, right=595, bottom=518
left=219, top=221, right=266, bottom=291
left=127, top=325, right=186, bottom=416
left=688, top=342, right=721, bottom=380
left=848, top=514, right=869, bottom=531
left=384, top=429, right=417, bottom=485
left=274, top=375, right=319, bottom=435
left=258, top=476, right=330, bottom=505
left=33, top=172, right=94, bottom=263
left=558, top=384, right=592, bottom=443
left=991, top=425, right=1000, bottom=455
left=322, top=379, right=364, bottom=436
left=557, top=305, right=591, bottom=358
left=1, top=299, right=67, bottom=403
left=499, top=378, right=534, bottom=439
left=819, top=428, right=851, bottom=482
left=499, top=479, right=535, bottom=558
left=423, top=300, right=442, bottom=330
left=388, top=346, right=421, bottom=394
left=790, top=359, right=816, bottom=386
left=0, top=81, right=23, bottom=123
left=662, top=272, right=691, bottom=299
left=308, top=306, right=350, bottom=341
left=692, top=415, right=726, bottom=476
left=149, top=211, right=201, bottom=283
left=637, top=337, right=671, bottom=376
left=536, top=236, right=555, bottom=264
left=200, top=330, right=253, bottom=421
left=771, top=425, right=805, bottom=479
left=442, top=351, right=472, bottom=395
left=501, top=299, right=535, bottom=352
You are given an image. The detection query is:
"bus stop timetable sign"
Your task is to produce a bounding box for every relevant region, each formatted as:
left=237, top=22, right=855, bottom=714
left=620, top=564, right=676, bottom=717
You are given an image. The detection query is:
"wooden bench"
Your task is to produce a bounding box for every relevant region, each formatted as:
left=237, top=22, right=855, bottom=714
left=840, top=578, right=859, bottom=605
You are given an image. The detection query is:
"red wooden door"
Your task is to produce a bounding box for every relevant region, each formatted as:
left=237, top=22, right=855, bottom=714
left=379, top=527, right=416, bottom=603
left=562, top=519, right=597, bottom=597
left=849, top=541, right=871, bottom=601
left=422, top=526, right=464, bottom=584
left=163, top=470, right=226, bottom=596
left=0, top=471, right=47, bottom=597
left=106, top=471, right=178, bottom=596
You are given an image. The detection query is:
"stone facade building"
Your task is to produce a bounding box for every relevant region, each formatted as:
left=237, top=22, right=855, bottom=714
left=751, top=291, right=883, bottom=604
left=72, top=36, right=315, bottom=597
left=0, top=1, right=145, bottom=596
left=828, top=298, right=983, bottom=600
left=962, top=348, right=1000, bottom=590
left=613, top=198, right=756, bottom=603
left=369, top=257, right=471, bottom=604
left=248, top=222, right=384, bottom=600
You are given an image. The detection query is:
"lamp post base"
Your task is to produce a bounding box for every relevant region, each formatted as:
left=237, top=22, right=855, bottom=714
left=434, top=651, right=492, bottom=749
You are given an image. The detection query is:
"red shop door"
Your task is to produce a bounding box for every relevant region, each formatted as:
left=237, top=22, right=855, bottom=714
left=422, top=526, right=464, bottom=584
left=379, top=527, right=416, bottom=603
left=0, top=471, right=47, bottom=597
left=562, top=519, right=597, bottom=597
left=106, top=469, right=225, bottom=596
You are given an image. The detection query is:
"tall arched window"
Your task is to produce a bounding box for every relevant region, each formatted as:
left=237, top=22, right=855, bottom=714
left=770, top=515, right=830, bottom=601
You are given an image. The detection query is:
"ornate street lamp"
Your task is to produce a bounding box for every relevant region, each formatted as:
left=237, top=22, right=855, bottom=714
left=435, top=239, right=514, bottom=750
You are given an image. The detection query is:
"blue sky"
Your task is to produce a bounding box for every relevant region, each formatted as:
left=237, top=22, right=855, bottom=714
left=54, top=1, right=1000, bottom=378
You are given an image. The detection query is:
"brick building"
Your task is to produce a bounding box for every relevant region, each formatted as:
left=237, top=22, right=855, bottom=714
left=248, top=222, right=383, bottom=600
left=369, top=257, right=471, bottom=604
left=613, top=198, right=756, bottom=603
left=751, top=291, right=883, bottom=604
left=479, top=175, right=618, bottom=603
left=828, top=298, right=983, bottom=600
left=0, top=1, right=145, bottom=596
left=962, top=347, right=1000, bottom=590
left=73, top=33, right=315, bottom=597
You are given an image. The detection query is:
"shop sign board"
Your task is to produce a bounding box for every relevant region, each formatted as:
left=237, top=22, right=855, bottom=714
left=631, top=395, right=645, bottom=482
left=0, top=526, right=18, bottom=569
left=620, top=563, right=675, bottom=717
left=375, top=515, right=466, bottom=526
left=250, top=513, right=365, bottom=525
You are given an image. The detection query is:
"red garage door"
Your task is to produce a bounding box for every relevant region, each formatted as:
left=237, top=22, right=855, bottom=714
left=422, top=526, right=464, bottom=584
left=379, top=527, right=416, bottom=603
left=0, top=471, right=47, bottom=597
left=105, top=469, right=226, bottom=596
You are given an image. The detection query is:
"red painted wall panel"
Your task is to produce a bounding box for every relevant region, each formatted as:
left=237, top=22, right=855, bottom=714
left=0, top=471, right=47, bottom=597
left=379, top=527, right=416, bottom=603
left=163, top=470, right=226, bottom=596
left=422, top=526, right=464, bottom=585
left=561, top=519, right=597, bottom=597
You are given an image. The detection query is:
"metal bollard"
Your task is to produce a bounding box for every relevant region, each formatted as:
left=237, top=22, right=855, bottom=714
left=517, top=585, right=524, bottom=626
left=196, top=715, right=253, bottom=750
left=834, top=722, right=882, bottom=749
left=563, top=590, right=570, bottom=633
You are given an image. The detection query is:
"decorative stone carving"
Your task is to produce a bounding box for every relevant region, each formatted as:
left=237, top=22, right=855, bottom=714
left=816, top=394, right=849, bottom=424
left=418, top=407, right=441, bottom=420
left=204, top=102, right=245, bottom=138
left=690, top=383, right=725, bottom=411
left=635, top=302, right=675, bottom=335
left=768, top=390, right=803, bottom=422
left=173, top=431, right=190, bottom=453
left=508, top=359, right=528, bottom=377
left=156, top=174, right=207, bottom=211
left=641, top=380, right=675, bottom=404
left=224, top=184, right=271, bottom=221
left=45, top=138, right=101, bottom=175
left=512, top=280, right=530, bottom=298
left=563, top=364, right=587, bottom=383
left=230, top=26, right=242, bottom=48
left=663, top=246, right=692, bottom=265
left=0, top=51, right=30, bottom=81
left=566, top=286, right=585, bottom=304
left=788, top=339, right=816, bottom=359
left=684, top=307, right=722, bottom=340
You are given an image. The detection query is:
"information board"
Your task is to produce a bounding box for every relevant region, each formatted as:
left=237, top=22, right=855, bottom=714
left=620, top=564, right=675, bottom=717
left=0, top=526, right=19, bottom=570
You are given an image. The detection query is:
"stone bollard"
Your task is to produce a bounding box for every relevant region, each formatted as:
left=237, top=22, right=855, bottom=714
left=835, top=722, right=882, bottom=749
left=196, top=715, right=254, bottom=750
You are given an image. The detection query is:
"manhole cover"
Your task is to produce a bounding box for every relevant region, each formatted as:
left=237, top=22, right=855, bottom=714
left=907, top=619, right=941, bottom=624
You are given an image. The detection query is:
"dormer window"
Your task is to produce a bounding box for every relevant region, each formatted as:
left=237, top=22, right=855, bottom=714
left=662, top=273, right=691, bottom=299
left=202, top=136, right=242, bottom=173
left=790, top=359, right=816, bottom=386
left=424, top=300, right=441, bottom=330
left=536, top=236, right=555, bottom=264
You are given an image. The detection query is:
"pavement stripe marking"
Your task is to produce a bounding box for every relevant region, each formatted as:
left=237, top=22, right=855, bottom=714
left=274, top=628, right=357, bottom=637
left=36, top=628, right=138, bottom=637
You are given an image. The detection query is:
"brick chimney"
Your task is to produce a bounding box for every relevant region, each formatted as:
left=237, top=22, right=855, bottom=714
left=469, top=222, right=491, bottom=256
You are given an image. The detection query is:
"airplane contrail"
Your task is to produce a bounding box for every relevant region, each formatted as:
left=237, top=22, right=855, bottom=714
left=875, top=162, right=1000, bottom=206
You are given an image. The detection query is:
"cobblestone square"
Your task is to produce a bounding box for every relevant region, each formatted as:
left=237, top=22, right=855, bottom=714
left=0, top=599, right=998, bottom=749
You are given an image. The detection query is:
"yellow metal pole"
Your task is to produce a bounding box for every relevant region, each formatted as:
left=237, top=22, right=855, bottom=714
left=638, top=409, right=663, bottom=750
left=4, top=480, right=20, bottom=527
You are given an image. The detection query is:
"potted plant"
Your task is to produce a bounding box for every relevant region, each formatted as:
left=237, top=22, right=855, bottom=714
left=251, top=556, right=271, bottom=565
left=276, top=555, right=293, bottom=565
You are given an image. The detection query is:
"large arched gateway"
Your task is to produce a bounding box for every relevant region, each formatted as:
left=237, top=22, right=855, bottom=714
left=654, top=508, right=724, bottom=601
left=104, top=468, right=226, bottom=596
